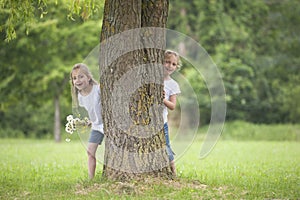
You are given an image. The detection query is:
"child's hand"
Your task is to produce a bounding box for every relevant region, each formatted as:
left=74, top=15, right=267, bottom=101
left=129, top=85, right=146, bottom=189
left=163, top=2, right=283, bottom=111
left=86, top=120, right=92, bottom=127
left=82, top=117, right=92, bottom=127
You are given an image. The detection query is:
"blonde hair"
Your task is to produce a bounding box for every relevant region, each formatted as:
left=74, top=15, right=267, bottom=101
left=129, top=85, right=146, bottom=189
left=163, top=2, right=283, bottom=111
left=70, top=63, right=98, bottom=108
left=164, top=50, right=182, bottom=69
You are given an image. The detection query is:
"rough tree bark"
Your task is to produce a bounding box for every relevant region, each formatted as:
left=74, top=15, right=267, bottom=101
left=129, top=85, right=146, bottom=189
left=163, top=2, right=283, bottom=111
left=99, top=0, right=171, bottom=180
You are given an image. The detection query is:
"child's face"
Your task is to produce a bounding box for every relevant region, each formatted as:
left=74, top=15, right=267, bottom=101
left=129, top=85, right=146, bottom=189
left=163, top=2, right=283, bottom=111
left=71, top=68, right=91, bottom=91
left=164, top=54, right=178, bottom=76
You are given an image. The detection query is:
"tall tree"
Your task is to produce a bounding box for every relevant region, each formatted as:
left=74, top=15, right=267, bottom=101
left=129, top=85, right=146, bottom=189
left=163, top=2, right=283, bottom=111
left=0, top=0, right=104, bottom=140
left=99, top=0, right=171, bottom=180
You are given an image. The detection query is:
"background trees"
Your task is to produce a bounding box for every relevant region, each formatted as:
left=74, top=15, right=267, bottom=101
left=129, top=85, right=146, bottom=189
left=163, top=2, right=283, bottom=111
left=0, top=0, right=104, bottom=140
left=167, top=0, right=300, bottom=124
left=0, top=0, right=299, bottom=140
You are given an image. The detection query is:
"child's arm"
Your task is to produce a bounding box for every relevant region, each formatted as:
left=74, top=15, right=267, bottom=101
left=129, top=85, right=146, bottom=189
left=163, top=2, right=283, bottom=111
left=163, top=94, right=177, bottom=110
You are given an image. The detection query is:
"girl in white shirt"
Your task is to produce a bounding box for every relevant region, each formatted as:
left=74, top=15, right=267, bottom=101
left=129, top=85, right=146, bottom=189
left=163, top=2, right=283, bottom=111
left=70, top=63, right=104, bottom=179
left=163, top=50, right=181, bottom=175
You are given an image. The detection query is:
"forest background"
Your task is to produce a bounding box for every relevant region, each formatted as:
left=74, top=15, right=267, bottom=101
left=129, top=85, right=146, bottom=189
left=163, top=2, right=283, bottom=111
left=0, top=0, right=299, bottom=140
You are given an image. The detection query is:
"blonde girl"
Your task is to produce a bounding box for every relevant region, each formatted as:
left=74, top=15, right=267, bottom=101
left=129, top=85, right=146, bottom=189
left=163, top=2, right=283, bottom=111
left=70, top=63, right=104, bottom=179
left=163, top=50, right=181, bottom=175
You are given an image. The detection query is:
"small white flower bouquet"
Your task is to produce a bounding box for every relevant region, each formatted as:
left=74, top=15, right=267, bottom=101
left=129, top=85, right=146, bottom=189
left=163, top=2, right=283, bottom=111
left=65, top=114, right=90, bottom=142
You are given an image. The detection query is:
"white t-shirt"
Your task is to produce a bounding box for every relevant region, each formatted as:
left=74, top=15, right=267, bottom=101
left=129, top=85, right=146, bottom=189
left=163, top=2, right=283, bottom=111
left=163, top=79, right=181, bottom=123
left=78, top=84, right=104, bottom=133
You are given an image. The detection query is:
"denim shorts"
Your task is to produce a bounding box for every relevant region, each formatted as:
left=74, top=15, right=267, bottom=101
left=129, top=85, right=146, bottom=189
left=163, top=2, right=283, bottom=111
left=164, top=123, right=175, bottom=161
left=88, top=130, right=104, bottom=145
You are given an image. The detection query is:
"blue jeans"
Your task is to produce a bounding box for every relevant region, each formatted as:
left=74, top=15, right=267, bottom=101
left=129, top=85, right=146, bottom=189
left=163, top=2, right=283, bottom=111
left=164, top=123, right=175, bottom=161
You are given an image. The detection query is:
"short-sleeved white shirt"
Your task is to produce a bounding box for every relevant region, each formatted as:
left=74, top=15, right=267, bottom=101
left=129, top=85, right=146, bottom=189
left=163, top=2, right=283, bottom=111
left=78, top=84, right=104, bottom=133
left=163, top=79, right=181, bottom=123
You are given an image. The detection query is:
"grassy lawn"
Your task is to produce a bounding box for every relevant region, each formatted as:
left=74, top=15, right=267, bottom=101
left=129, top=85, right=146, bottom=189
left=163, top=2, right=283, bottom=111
left=0, top=137, right=299, bottom=199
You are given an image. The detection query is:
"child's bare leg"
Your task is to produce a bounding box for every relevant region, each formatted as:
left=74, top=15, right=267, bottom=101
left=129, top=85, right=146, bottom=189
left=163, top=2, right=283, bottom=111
left=87, top=143, right=98, bottom=179
left=170, top=160, right=176, bottom=176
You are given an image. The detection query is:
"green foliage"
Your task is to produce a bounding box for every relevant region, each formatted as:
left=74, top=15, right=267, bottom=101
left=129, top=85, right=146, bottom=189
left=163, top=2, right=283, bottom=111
left=0, top=0, right=101, bottom=41
left=168, top=0, right=300, bottom=124
left=0, top=0, right=104, bottom=138
left=0, top=102, right=53, bottom=138
left=218, top=120, right=300, bottom=141
left=0, top=0, right=42, bottom=42
left=1, top=0, right=300, bottom=139
left=281, top=76, right=300, bottom=123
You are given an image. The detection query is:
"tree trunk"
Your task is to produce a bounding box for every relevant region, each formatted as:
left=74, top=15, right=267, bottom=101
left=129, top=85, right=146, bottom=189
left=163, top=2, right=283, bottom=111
left=54, top=95, right=61, bottom=142
left=99, top=0, right=170, bottom=180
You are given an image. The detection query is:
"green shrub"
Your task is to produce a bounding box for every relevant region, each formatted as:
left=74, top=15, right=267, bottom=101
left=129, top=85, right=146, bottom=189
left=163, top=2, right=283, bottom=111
left=219, top=121, right=300, bottom=141
left=0, top=128, right=25, bottom=138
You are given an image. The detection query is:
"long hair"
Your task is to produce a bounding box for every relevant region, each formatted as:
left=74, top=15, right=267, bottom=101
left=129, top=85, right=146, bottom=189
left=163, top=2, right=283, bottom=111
left=70, top=63, right=98, bottom=109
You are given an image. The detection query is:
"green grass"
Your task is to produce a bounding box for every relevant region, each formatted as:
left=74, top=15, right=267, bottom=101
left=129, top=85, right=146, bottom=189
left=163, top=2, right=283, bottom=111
left=0, top=137, right=299, bottom=199
left=176, top=140, right=300, bottom=199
